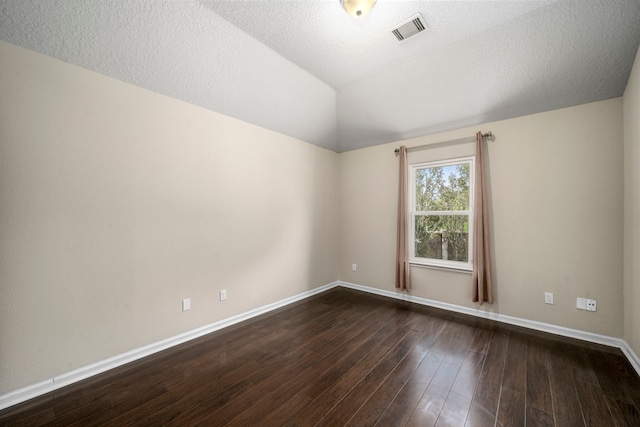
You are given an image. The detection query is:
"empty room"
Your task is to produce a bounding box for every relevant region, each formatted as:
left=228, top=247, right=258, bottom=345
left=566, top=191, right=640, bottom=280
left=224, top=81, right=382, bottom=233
left=1, top=0, right=640, bottom=425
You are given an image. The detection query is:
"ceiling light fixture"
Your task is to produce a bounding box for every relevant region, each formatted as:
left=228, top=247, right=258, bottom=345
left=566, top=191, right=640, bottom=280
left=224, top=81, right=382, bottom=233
left=341, top=0, right=377, bottom=17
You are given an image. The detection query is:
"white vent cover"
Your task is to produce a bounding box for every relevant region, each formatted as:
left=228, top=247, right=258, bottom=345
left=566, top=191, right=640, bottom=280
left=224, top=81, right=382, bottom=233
left=391, top=13, right=428, bottom=42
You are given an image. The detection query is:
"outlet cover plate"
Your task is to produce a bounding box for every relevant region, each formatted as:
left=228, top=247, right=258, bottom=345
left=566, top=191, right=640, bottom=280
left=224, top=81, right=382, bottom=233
left=544, top=292, right=554, bottom=304
left=182, top=298, right=191, bottom=311
left=220, top=289, right=227, bottom=301
left=586, top=299, right=597, bottom=312
left=576, top=297, right=587, bottom=310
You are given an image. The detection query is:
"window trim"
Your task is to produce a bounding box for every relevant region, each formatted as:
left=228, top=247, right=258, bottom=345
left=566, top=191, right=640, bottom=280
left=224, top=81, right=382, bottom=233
left=408, top=156, right=475, bottom=271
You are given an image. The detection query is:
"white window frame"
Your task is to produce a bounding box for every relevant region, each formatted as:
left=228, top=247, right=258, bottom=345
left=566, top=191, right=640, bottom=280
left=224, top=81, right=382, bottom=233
left=409, top=157, right=474, bottom=271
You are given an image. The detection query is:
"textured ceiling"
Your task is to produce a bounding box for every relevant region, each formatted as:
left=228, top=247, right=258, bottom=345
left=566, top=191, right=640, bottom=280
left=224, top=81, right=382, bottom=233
left=1, top=0, right=639, bottom=152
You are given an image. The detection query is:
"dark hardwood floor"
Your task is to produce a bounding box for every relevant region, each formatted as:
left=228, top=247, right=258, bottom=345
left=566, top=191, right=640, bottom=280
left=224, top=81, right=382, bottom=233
left=2, top=288, right=639, bottom=426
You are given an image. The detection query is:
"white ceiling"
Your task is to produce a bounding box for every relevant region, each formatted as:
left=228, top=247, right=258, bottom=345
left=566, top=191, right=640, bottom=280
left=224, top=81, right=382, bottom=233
left=1, top=0, right=639, bottom=152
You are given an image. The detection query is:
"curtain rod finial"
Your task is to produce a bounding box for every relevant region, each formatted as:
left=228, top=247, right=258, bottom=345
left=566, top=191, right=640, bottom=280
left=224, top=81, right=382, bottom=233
left=483, top=131, right=495, bottom=142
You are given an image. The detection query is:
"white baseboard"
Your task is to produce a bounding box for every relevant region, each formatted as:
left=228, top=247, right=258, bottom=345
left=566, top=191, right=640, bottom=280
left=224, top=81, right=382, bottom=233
left=338, top=280, right=624, bottom=348
left=346, top=281, right=640, bottom=376
left=339, top=281, right=640, bottom=377
left=621, top=340, right=640, bottom=377
left=2, top=279, right=638, bottom=411
left=0, top=281, right=339, bottom=411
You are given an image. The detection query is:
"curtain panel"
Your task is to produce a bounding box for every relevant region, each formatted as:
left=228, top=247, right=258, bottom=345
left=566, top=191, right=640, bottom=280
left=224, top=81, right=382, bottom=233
left=472, top=132, right=493, bottom=304
left=395, top=146, right=411, bottom=291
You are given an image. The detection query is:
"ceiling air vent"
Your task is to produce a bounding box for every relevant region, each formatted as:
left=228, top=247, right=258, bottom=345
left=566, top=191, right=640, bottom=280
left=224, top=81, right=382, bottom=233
left=391, top=13, right=428, bottom=42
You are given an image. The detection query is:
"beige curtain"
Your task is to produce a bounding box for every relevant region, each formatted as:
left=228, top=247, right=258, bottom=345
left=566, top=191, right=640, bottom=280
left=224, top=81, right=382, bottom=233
left=472, top=132, right=493, bottom=304
left=395, top=146, right=411, bottom=291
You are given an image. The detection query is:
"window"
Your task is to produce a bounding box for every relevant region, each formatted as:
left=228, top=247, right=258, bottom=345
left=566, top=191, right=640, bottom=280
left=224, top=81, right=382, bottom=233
left=409, top=157, right=474, bottom=270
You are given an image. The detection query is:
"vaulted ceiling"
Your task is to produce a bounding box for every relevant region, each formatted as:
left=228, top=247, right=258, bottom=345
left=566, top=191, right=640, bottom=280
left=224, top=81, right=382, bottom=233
left=1, top=0, right=639, bottom=152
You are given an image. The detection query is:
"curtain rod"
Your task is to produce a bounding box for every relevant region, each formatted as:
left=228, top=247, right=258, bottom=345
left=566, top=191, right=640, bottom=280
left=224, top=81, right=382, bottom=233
left=394, top=131, right=494, bottom=155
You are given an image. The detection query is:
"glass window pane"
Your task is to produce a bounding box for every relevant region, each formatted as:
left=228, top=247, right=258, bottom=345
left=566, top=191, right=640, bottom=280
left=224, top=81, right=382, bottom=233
left=415, top=163, right=470, bottom=211
left=414, top=215, right=469, bottom=262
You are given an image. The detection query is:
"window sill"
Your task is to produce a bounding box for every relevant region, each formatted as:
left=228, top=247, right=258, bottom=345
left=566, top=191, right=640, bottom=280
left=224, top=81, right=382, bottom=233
left=409, top=262, right=473, bottom=274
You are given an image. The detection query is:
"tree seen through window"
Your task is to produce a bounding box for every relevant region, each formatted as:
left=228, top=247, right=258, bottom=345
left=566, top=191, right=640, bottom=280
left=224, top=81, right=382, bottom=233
left=414, top=162, right=470, bottom=263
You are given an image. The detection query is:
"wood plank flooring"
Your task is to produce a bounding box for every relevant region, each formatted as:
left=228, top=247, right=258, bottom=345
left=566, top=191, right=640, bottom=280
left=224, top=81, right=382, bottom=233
left=2, top=288, right=639, bottom=426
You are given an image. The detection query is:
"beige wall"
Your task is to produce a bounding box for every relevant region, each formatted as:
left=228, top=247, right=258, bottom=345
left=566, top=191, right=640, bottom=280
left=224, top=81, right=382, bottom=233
left=0, top=38, right=632, bottom=399
left=340, top=98, right=624, bottom=337
left=0, top=41, right=339, bottom=394
left=624, top=45, right=640, bottom=356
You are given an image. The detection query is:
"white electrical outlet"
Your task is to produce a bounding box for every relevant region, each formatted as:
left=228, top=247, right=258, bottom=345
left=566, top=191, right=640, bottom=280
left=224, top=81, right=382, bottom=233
left=352, top=264, right=357, bottom=272
left=182, top=298, right=191, bottom=311
left=220, top=289, right=227, bottom=301
left=577, top=297, right=597, bottom=312
left=544, top=292, right=554, bottom=304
